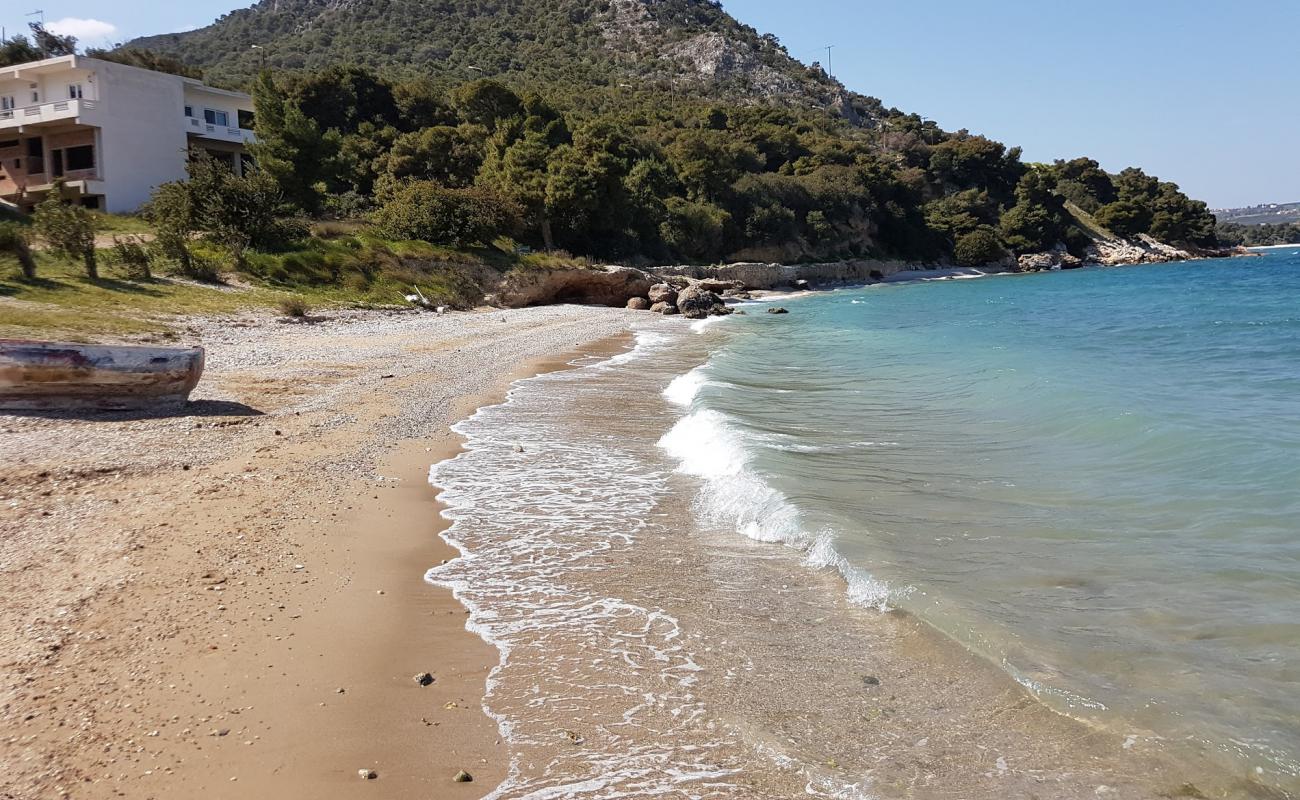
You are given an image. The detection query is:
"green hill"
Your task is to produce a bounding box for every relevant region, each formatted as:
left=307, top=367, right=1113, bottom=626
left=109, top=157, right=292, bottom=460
left=109, top=0, right=1217, bottom=266
left=128, top=0, right=878, bottom=123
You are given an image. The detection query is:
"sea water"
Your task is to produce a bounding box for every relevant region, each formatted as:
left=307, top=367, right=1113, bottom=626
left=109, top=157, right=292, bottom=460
left=429, top=252, right=1300, bottom=798
left=666, top=251, right=1300, bottom=790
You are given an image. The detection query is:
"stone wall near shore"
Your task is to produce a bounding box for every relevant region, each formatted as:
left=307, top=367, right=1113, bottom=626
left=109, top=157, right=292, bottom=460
left=485, top=258, right=921, bottom=308
left=654, top=258, right=915, bottom=289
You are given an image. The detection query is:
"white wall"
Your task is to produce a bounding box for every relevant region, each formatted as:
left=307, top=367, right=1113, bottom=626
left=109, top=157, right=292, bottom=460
left=182, top=85, right=253, bottom=128
left=92, top=61, right=189, bottom=213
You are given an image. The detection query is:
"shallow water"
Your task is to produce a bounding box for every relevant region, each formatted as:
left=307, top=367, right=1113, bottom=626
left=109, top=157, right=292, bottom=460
left=672, top=252, right=1300, bottom=792
left=426, top=257, right=1300, bottom=799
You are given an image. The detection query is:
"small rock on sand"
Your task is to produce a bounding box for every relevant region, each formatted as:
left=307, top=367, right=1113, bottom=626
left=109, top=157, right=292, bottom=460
left=453, top=769, right=473, bottom=782
left=414, top=672, right=435, bottom=686
left=358, top=768, right=377, bottom=780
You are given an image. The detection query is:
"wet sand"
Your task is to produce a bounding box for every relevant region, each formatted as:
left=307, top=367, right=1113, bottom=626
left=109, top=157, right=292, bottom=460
left=0, top=305, right=639, bottom=800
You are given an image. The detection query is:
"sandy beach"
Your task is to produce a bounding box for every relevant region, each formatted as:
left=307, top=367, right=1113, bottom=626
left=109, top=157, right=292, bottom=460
left=0, top=305, right=639, bottom=800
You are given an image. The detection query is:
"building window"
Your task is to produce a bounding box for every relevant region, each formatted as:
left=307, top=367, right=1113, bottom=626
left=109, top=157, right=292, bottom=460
left=68, top=84, right=84, bottom=100
left=238, top=109, right=255, bottom=130
left=203, top=108, right=229, bottom=127
left=30, top=91, right=39, bottom=103
left=0, top=140, right=18, bottom=149
left=1, top=96, right=14, bottom=111
left=184, top=105, right=193, bottom=118
left=65, top=145, right=95, bottom=172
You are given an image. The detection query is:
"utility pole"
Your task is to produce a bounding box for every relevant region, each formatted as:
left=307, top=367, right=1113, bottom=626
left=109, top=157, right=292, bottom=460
left=26, top=9, right=44, bottom=56
left=824, top=44, right=834, bottom=79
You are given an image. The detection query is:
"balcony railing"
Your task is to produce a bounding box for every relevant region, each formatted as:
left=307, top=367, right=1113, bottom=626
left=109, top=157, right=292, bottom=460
left=0, top=98, right=99, bottom=126
left=184, top=115, right=255, bottom=143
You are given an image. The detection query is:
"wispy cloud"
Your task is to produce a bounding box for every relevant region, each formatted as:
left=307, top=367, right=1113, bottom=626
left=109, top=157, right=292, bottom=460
left=46, top=17, right=119, bottom=42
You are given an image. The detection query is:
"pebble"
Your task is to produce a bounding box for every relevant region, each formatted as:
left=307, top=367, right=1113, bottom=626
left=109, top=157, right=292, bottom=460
left=357, top=768, right=377, bottom=780
left=413, top=672, right=434, bottom=686
left=453, top=769, right=473, bottom=782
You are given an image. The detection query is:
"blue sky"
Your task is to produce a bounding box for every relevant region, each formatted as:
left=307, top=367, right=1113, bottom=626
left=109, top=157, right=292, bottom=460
left=4, top=0, right=1295, bottom=207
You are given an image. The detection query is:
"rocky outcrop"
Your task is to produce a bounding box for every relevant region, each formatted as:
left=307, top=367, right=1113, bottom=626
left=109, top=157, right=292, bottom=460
left=486, top=265, right=656, bottom=308
left=647, top=283, right=678, bottom=305
left=1016, top=247, right=1083, bottom=272
left=1085, top=235, right=1192, bottom=266
left=676, top=285, right=732, bottom=320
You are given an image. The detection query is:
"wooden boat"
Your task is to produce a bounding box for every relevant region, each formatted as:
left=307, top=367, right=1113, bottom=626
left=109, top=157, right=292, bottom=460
left=0, top=339, right=204, bottom=411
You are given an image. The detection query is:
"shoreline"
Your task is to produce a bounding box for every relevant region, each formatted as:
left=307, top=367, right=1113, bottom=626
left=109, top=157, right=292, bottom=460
left=414, top=320, right=1242, bottom=798
left=0, top=305, right=641, bottom=799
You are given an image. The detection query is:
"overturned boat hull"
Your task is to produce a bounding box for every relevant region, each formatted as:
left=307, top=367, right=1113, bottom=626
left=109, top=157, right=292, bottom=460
left=0, top=340, right=205, bottom=411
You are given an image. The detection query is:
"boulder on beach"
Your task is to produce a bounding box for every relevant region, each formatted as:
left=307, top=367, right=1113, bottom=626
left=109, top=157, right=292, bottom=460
left=626, top=297, right=651, bottom=310
left=694, top=278, right=745, bottom=294
left=677, top=285, right=732, bottom=319
left=648, top=283, right=678, bottom=305
left=650, top=301, right=679, bottom=315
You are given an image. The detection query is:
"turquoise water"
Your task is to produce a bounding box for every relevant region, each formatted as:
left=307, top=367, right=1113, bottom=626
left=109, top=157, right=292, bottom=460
left=672, top=252, right=1300, bottom=790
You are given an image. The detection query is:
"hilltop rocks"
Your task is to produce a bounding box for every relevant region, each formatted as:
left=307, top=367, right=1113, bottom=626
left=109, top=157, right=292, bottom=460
left=676, top=285, right=732, bottom=319
left=487, top=265, right=656, bottom=308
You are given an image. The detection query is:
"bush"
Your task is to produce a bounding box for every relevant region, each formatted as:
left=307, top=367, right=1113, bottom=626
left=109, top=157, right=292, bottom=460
left=278, top=296, right=311, bottom=317
left=659, top=198, right=731, bottom=261
left=953, top=227, right=1005, bottom=267
left=373, top=181, right=516, bottom=246
left=111, top=235, right=152, bottom=280
left=145, top=180, right=198, bottom=275
left=33, top=189, right=99, bottom=278
left=0, top=221, right=36, bottom=279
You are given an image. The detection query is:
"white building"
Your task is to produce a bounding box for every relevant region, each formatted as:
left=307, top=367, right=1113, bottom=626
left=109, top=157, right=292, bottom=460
left=0, top=55, right=256, bottom=214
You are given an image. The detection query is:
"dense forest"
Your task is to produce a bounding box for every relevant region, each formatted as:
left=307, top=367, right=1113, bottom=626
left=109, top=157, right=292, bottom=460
left=242, top=64, right=1218, bottom=265
left=2, top=0, right=1221, bottom=266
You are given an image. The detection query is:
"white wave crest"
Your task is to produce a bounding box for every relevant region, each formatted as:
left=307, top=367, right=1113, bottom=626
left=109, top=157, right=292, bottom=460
left=663, top=366, right=710, bottom=408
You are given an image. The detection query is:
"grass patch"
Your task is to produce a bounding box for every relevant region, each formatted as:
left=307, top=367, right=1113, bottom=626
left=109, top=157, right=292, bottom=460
left=0, top=220, right=597, bottom=340
left=88, top=212, right=154, bottom=235
left=1064, top=200, right=1119, bottom=242
left=0, top=255, right=274, bottom=339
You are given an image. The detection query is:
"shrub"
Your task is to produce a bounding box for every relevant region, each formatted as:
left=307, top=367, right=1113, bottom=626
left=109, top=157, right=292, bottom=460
left=954, top=227, right=1005, bottom=267
left=111, top=235, right=152, bottom=280
left=278, top=296, right=311, bottom=317
left=33, top=189, right=99, bottom=278
left=0, top=221, right=36, bottom=279
left=373, top=181, right=516, bottom=247
left=145, top=180, right=198, bottom=275
left=659, top=198, right=730, bottom=261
